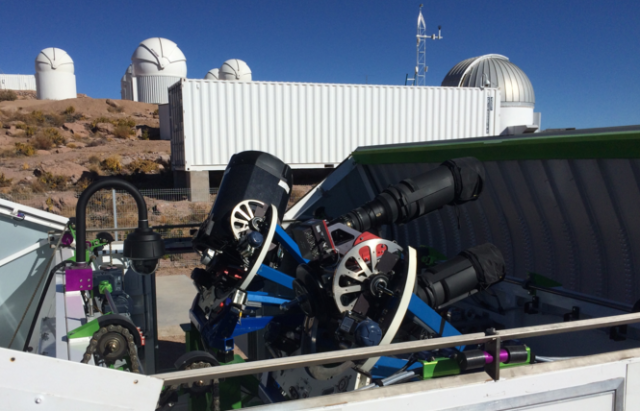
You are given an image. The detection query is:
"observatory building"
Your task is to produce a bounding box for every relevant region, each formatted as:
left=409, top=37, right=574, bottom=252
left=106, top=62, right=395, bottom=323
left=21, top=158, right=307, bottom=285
left=130, top=37, right=187, bottom=104
left=442, top=54, right=540, bottom=135
left=120, top=64, right=133, bottom=100
left=218, top=59, right=252, bottom=81
left=204, top=68, right=219, bottom=80
left=35, top=48, right=77, bottom=100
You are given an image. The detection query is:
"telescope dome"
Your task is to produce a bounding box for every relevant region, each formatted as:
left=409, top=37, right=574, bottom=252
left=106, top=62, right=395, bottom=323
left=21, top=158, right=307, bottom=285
left=205, top=68, right=219, bottom=80
left=219, top=59, right=252, bottom=81
left=35, top=48, right=75, bottom=74
left=131, top=37, right=187, bottom=77
left=442, top=54, right=534, bottom=106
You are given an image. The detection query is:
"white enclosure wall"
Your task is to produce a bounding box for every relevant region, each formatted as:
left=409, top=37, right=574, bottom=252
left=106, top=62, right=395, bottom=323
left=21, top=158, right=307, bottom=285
left=500, top=105, right=535, bottom=134
left=169, top=80, right=501, bottom=171
left=0, top=75, right=36, bottom=91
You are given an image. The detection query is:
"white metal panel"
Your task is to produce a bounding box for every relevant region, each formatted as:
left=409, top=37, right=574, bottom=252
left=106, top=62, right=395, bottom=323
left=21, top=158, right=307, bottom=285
left=169, top=80, right=500, bottom=170
left=0, top=347, right=163, bottom=410
left=251, top=349, right=640, bottom=411
left=0, top=75, right=36, bottom=91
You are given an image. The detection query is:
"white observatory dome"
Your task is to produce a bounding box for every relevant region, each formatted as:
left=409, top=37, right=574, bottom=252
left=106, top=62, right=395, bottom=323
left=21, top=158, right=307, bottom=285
left=35, top=48, right=77, bottom=100
left=205, top=68, right=219, bottom=80
left=130, top=37, right=187, bottom=104
left=131, top=37, right=187, bottom=77
left=442, top=54, right=539, bottom=135
left=219, top=59, right=252, bottom=81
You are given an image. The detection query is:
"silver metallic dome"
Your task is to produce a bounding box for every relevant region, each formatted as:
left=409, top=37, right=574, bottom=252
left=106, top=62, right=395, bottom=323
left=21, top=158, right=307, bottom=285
left=441, top=54, right=534, bottom=107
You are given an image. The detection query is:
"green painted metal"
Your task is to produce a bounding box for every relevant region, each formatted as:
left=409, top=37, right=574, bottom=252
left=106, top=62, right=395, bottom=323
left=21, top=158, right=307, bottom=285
left=99, top=280, right=113, bottom=295
left=67, top=317, right=100, bottom=340
left=420, top=347, right=532, bottom=379
left=420, top=357, right=460, bottom=379
left=352, top=129, right=640, bottom=165
left=528, top=272, right=562, bottom=288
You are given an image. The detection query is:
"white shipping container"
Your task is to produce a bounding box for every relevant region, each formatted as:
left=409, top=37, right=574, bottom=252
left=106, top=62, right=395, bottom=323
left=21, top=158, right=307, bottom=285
left=169, top=79, right=501, bottom=171
left=0, top=75, right=36, bottom=91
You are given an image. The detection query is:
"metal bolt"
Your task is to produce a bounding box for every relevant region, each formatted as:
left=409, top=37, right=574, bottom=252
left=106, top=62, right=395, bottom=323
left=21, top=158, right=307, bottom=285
left=10, top=357, right=15, bottom=362
left=133, top=380, right=138, bottom=384
left=35, top=398, right=42, bottom=404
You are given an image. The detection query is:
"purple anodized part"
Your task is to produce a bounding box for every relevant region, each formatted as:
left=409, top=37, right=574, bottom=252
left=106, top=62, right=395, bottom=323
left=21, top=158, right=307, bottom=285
left=483, top=349, right=510, bottom=364
left=60, top=232, right=74, bottom=247
left=65, top=266, right=93, bottom=292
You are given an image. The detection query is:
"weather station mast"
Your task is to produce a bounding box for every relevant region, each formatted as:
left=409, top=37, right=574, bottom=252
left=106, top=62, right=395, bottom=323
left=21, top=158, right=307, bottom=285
left=407, top=4, right=443, bottom=86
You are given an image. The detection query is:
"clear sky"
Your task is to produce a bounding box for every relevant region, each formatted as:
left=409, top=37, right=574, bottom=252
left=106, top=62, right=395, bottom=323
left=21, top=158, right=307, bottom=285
left=1, top=0, right=639, bottom=130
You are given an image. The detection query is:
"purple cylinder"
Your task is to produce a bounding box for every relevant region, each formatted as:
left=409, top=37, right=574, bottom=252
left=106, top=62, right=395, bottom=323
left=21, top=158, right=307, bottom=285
left=483, top=349, right=509, bottom=364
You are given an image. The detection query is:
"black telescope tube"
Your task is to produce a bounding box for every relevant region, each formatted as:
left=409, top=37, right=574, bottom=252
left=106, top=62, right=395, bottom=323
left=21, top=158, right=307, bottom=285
left=335, top=157, right=484, bottom=232
left=75, top=177, right=149, bottom=264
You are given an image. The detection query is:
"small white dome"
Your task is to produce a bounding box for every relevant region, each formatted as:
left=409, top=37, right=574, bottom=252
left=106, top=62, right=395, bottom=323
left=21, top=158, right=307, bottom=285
left=121, top=64, right=132, bottom=82
left=131, top=37, right=187, bottom=77
left=35, top=48, right=75, bottom=74
left=219, top=59, right=252, bottom=81
left=205, top=68, right=219, bottom=80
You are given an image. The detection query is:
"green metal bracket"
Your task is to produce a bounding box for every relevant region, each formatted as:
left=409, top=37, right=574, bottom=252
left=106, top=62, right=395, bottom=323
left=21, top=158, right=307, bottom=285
left=67, top=317, right=101, bottom=340
left=99, top=280, right=113, bottom=295
left=418, top=246, right=448, bottom=268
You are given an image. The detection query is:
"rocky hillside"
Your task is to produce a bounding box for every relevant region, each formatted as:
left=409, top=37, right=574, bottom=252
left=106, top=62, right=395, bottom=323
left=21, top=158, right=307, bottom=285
left=0, top=96, right=171, bottom=195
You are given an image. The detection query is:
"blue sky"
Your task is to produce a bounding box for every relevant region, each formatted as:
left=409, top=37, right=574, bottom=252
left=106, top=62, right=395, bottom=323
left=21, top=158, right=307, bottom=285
left=1, top=0, right=638, bottom=130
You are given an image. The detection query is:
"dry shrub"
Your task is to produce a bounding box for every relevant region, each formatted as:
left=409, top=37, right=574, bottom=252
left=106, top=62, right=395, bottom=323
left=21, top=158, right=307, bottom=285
left=15, top=142, right=35, bottom=156
left=63, top=106, right=75, bottom=115
left=90, top=116, right=111, bottom=128
left=87, top=163, right=102, bottom=174
left=127, top=159, right=159, bottom=173
left=22, top=162, right=29, bottom=170
left=113, top=124, right=132, bottom=139
left=32, top=134, right=53, bottom=150
left=0, top=173, right=12, bottom=187
left=43, top=127, right=66, bottom=146
left=21, top=125, right=38, bottom=137
left=140, top=129, right=149, bottom=140
left=0, top=148, right=17, bottom=158
left=0, top=90, right=17, bottom=102
left=76, top=175, right=93, bottom=192
left=38, top=171, right=69, bottom=190
left=115, top=118, right=136, bottom=128
left=101, top=155, right=122, bottom=173
left=67, top=143, right=77, bottom=149
left=88, top=155, right=101, bottom=164
left=29, top=180, right=47, bottom=193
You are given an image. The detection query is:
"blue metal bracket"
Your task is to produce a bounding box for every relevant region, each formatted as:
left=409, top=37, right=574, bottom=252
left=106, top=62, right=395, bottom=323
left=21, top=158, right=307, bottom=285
left=257, top=265, right=294, bottom=289
left=274, top=225, right=309, bottom=264
left=231, top=316, right=274, bottom=338
left=247, top=291, right=290, bottom=306
left=408, top=294, right=464, bottom=351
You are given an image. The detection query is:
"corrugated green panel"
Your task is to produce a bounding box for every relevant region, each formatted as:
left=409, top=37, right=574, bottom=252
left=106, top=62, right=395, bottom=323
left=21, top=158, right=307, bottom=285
left=353, top=130, right=640, bottom=165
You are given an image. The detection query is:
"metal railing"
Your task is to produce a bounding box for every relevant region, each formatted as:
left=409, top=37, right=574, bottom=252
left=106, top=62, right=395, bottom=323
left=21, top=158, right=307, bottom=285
left=154, top=312, right=640, bottom=385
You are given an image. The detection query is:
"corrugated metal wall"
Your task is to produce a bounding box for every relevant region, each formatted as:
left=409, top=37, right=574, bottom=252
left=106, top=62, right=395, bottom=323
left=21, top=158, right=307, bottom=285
left=136, top=76, right=181, bottom=104
left=170, top=80, right=500, bottom=170
left=365, top=159, right=640, bottom=306
left=0, top=75, right=36, bottom=91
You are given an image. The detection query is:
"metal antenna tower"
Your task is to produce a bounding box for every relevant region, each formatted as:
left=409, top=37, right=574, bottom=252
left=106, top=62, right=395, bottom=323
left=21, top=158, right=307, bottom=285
left=413, top=4, right=442, bottom=86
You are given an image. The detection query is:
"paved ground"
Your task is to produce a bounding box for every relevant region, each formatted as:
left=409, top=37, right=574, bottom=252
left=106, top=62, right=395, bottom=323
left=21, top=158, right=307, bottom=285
left=155, top=274, right=195, bottom=339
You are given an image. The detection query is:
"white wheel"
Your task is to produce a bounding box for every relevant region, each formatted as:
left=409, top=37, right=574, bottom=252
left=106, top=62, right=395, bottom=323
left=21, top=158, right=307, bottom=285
left=332, top=239, right=403, bottom=313
left=230, top=200, right=266, bottom=240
